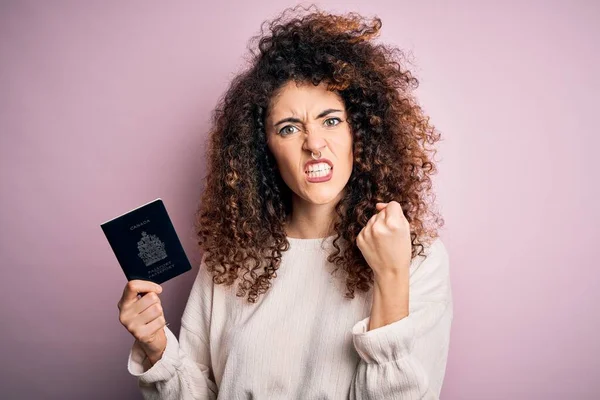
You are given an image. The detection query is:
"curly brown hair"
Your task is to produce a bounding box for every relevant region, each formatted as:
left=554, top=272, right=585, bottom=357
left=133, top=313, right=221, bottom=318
left=194, top=4, right=445, bottom=303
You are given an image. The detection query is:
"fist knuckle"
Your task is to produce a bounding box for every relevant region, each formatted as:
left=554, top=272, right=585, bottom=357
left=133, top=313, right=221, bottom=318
left=129, top=325, right=139, bottom=337
left=126, top=281, right=137, bottom=292
left=131, top=328, right=141, bottom=339
left=133, top=327, right=145, bottom=340
left=373, top=225, right=386, bottom=236
left=388, top=221, right=401, bottom=231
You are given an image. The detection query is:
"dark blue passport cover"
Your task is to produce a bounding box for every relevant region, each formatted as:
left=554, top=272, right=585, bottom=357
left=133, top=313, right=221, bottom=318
left=101, top=198, right=192, bottom=284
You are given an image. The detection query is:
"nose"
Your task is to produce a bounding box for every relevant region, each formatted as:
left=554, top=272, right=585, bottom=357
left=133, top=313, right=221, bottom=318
left=302, top=128, right=327, bottom=156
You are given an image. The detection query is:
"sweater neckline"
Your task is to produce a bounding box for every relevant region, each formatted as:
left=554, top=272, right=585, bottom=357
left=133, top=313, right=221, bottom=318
left=285, top=235, right=336, bottom=251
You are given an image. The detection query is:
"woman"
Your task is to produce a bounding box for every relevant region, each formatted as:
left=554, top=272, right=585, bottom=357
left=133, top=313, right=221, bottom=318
left=117, top=5, right=452, bottom=399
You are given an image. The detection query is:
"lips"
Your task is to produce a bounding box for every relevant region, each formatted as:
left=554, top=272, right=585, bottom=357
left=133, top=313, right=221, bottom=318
left=304, top=158, right=333, bottom=172
left=304, top=158, right=333, bottom=183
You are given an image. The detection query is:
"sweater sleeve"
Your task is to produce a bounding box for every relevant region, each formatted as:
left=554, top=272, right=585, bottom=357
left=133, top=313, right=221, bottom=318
left=349, top=238, right=453, bottom=400
left=126, top=254, right=219, bottom=400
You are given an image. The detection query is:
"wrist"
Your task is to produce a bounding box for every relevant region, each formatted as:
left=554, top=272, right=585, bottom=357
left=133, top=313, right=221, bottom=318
left=146, top=348, right=165, bottom=366
left=140, top=336, right=167, bottom=366
left=373, top=268, right=409, bottom=290
left=369, top=271, right=409, bottom=330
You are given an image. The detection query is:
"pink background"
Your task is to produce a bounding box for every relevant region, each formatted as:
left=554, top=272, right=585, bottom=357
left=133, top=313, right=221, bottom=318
left=1, top=1, right=598, bottom=399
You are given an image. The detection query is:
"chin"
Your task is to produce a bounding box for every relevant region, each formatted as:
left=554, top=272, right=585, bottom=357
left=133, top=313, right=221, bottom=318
left=308, top=197, right=338, bottom=205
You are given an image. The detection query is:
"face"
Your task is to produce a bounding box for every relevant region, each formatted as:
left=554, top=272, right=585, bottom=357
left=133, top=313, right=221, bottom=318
left=265, top=80, right=353, bottom=206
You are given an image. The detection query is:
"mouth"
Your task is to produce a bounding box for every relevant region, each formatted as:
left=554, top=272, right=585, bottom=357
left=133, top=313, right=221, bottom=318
left=304, top=162, right=333, bottom=183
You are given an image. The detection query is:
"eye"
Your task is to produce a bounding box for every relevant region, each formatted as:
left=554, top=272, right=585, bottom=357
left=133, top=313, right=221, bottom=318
left=324, top=117, right=341, bottom=127
left=278, top=125, right=299, bottom=136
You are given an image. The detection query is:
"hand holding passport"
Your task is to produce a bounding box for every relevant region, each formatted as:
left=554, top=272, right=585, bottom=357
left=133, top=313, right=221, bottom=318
left=103, top=198, right=193, bottom=365
left=101, top=198, right=192, bottom=284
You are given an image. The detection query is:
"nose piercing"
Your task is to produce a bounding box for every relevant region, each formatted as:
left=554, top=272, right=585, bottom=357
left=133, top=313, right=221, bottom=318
left=311, top=150, right=321, bottom=160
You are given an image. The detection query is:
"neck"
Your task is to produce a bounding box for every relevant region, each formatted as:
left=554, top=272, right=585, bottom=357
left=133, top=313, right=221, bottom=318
left=284, top=194, right=339, bottom=239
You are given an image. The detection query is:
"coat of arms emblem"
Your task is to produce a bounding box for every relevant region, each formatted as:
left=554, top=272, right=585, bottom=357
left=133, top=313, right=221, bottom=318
left=137, top=231, right=168, bottom=266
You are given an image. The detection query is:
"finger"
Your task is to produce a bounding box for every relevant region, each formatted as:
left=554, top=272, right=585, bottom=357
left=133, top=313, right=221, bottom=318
left=366, top=212, right=377, bottom=229
left=119, top=292, right=160, bottom=328
left=138, top=302, right=164, bottom=325
left=122, top=280, right=162, bottom=304
left=140, top=315, right=168, bottom=340
left=131, top=291, right=162, bottom=315
left=364, top=212, right=378, bottom=237
left=375, top=202, right=388, bottom=211
left=383, top=201, right=401, bottom=224
left=374, top=205, right=387, bottom=224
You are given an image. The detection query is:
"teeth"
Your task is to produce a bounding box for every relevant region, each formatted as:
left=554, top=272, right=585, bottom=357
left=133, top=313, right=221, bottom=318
left=306, top=163, right=332, bottom=172
left=307, top=168, right=332, bottom=178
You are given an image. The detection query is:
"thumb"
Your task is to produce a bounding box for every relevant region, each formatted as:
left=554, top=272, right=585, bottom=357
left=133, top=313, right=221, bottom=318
left=375, top=202, right=388, bottom=211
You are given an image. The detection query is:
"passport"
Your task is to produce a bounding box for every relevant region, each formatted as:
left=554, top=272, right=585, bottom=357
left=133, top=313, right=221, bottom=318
left=101, top=198, right=192, bottom=284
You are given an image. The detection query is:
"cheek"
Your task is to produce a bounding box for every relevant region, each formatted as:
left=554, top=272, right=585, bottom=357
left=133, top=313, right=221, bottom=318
left=268, top=147, right=297, bottom=178
left=266, top=140, right=284, bottom=167
left=336, top=137, right=354, bottom=164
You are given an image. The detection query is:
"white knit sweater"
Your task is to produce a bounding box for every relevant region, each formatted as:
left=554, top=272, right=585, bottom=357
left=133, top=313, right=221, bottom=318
left=127, top=236, right=453, bottom=399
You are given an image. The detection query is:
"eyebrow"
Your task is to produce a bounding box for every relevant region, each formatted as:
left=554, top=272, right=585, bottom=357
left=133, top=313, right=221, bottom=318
left=273, top=109, right=343, bottom=127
